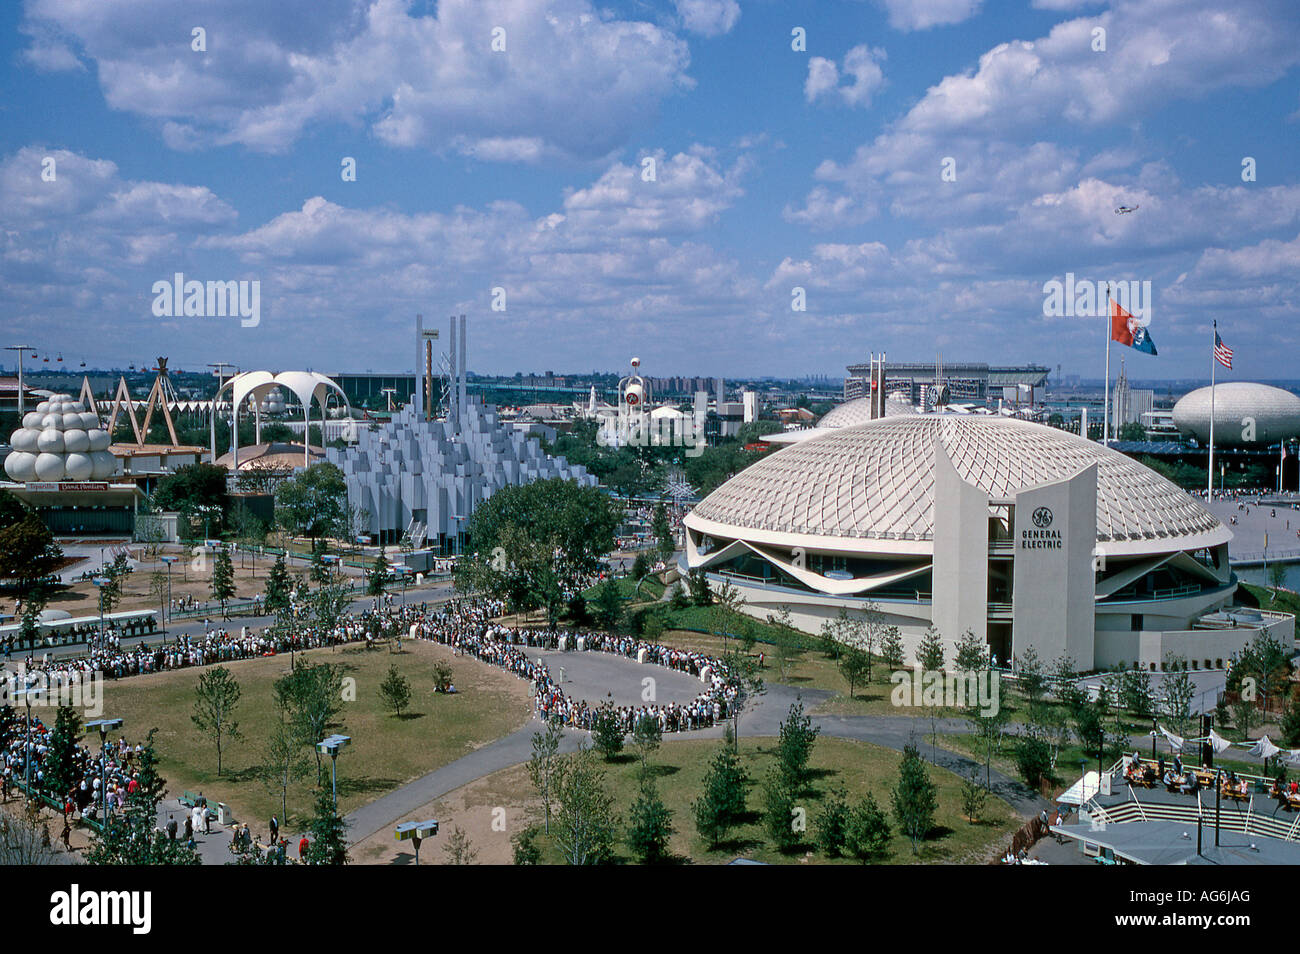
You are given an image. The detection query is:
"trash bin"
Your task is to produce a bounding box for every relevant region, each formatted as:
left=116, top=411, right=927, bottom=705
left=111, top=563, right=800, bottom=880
left=217, top=802, right=233, bottom=825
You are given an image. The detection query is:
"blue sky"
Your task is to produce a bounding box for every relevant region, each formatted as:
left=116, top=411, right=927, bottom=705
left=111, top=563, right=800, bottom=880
left=1, top=0, right=1297, bottom=380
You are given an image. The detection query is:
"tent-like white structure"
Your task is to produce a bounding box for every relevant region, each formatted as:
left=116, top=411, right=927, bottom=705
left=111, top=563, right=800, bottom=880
left=214, top=371, right=351, bottom=469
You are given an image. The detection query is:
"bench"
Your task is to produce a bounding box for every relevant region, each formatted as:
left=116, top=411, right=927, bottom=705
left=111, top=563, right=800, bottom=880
left=179, top=791, right=207, bottom=809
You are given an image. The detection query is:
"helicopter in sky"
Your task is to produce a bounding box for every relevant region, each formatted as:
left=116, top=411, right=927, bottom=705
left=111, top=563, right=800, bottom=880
left=1114, top=204, right=1139, bottom=214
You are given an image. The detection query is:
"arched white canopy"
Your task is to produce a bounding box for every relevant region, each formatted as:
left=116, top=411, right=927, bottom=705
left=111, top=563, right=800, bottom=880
left=213, top=370, right=352, bottom=468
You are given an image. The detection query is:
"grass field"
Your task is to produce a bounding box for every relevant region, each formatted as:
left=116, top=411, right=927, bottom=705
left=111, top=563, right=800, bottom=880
left=93, top=640, right=532, bottom=830
left=354, top=735, right=1020, bottom=865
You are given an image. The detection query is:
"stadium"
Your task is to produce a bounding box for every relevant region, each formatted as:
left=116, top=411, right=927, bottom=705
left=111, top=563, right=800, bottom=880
left=683, top=414, right=1293, bottom=672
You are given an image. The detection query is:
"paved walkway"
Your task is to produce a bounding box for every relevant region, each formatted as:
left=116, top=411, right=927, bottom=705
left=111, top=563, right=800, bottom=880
left=340, top=678, right=1049, bottom=852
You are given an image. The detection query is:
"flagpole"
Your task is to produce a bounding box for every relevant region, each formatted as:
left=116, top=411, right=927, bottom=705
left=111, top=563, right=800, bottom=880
left=1208, top=320, right=1216, bottom=499
left=1103, top=286, right=1111, bottom=444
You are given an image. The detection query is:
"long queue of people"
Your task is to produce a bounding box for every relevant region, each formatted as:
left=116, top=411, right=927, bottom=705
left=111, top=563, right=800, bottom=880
left=404, top=598, right=743, bottom=734
left=8, top=595, right=745, bottom=761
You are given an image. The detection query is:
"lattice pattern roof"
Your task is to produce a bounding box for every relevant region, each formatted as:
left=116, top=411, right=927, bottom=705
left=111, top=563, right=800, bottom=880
left=818, top=395, right=915, bottom=428
left=691, top=416, right=1222, bottom=544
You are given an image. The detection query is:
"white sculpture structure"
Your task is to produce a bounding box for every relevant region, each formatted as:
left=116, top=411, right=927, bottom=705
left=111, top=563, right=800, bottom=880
left=213, top=370, right=352, bottom=469
left=4, top=392, right=115, bottom=482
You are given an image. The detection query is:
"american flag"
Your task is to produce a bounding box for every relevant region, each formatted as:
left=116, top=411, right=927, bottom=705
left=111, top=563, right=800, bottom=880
left=1214, top=331, right=1234, bottom=369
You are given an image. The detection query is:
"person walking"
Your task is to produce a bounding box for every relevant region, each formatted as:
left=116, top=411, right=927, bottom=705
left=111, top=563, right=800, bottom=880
left=269, top=815, right=279, bottom=842
left=166, top=814, right=177, bottom=841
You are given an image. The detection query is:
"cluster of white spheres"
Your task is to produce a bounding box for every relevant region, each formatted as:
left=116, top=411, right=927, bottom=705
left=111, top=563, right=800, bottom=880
left=4, top=393, right=116, bottom=482
left=259, top=388, right=287, bottom=415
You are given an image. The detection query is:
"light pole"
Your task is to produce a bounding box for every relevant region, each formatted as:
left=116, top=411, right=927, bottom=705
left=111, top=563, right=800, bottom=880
left=3, top=344, right=33, bottom=415
left=317, top=734, right=351, bottom=808
left=394, top=819, right=439, bottom=865
left=161, top=555, right=177, bottom=643
left=92, top=575, right=111, bottom=651
left=86, top=717, right=123, bottom=827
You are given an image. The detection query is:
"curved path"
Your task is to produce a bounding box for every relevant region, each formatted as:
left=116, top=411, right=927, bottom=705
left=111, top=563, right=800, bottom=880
left=342, top=670, right=1050, bottom=851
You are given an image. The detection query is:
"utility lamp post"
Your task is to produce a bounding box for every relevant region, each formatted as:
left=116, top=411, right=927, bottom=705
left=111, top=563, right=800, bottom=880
left=322, top=554, right=341, bottom=584
left=86, top=717, right=124, bottom=827
left=92, top=576, right=111, bottom=650
left=394, top=819, right=439, bottom=865
left=161, top=555, right=177, bottom=642
left=317, top=734, right=351, bottom=808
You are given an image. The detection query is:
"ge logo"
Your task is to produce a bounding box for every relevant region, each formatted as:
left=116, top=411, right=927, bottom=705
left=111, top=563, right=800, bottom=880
left=1031, top=507, right=1054, bottom=528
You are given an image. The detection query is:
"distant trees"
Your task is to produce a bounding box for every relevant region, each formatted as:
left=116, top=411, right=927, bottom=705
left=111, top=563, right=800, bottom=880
left=454, top=478, right=620, bottom=627
left=275, top=463, right=348, bottom=543
left=0, top=513, right=62, bottom=596
left=366, top=552, right=391, bottom=597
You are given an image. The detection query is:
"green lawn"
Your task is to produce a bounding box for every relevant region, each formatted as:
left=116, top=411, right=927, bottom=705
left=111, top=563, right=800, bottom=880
left=95, top=640, right=531, bottom=829
left=521, top=735, right=1019, bottom=864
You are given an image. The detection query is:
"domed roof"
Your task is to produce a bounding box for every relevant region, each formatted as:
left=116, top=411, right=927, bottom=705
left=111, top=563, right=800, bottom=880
left=688, top=415, right=1226, bottom=551
left=819, top=395, right=914, bottom=427
left=1172, top=382, right=1300, bottom=446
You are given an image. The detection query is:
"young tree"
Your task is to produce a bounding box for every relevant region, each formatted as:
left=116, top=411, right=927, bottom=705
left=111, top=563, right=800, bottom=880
left=366, top=552, right=391, bottom=597
left=880, top=626, right=906, bottom=671
left=693, top=744, right=749, bottom=848
left=846, top=792, right=892, bottom=863
left=442, top=825, right=478, bottom=865
left=528, top=720, right=564, bottom=834
left=511, top=826, right=542, bottom=865
left=1015, top=734, right=1055, bottom=791
left=815, top=787, right=852, bottom=858
left=210, top=547, right=236, bottom=616
left=44, top=706, right=83, bottom=802
left=274, top=662, right=346, bottom=783
left=1016, top=645, right=1047, bottom=708
left=263, top=551, right=292, bottom=612
left=653, top=503, right=675, bottom=563
left=191, top=666, right=242, bottom=776
left=959, top=768, right=988, bottom=823
left=954, top=629, right=988, bottom=672
left=891, top=741, right=937, bottom=853
left=553, top=745, right=618, bottom=865
left=1052, top=654, right=1086, bottom=715
left=916, top=627, right=946, bottom=672
left=631, top=713, right=662, bottom=781
left=762, top=767, right=801, bottom=851
left=303, top=786, right=349, bottom=865
left=1159, top=655, right=1196, bottom=738
left=686, top=568, right=713, bottom=607
left=839, top=645, right=872, bottom=699
left=591, top=700, right=625, bottom=761
left=1281, top=688, right=1300, bottom=748
left=260, top=712, right=309, bottom=828
left=776, top=700, right=820, bottom=794
left=432, top=660, right=455, bottom=693
left=626, top=782, right=675, bottom=864
left=378, top=664, right=412, bottom=718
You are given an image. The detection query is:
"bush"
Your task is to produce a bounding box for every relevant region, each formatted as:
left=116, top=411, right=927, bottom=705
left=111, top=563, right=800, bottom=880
left=1015, top=735, right=1055, bottom=790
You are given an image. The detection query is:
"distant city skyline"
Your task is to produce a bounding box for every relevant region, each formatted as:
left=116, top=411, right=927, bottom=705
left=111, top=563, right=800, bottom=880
left=1, top=0, right=1297, bottom=378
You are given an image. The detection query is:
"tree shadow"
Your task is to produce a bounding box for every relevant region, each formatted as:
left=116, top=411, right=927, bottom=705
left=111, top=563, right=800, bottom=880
left=337, top=776, right=401, bottom=798
left=389, top=850, right=417, bottom=866
left=394, top=711, right=426, bottom=722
